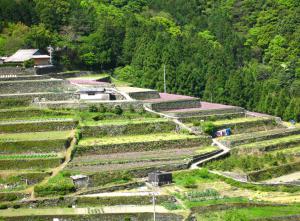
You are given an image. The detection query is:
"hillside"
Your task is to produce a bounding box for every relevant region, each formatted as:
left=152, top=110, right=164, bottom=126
left=0, top=0, right=299, bottom=121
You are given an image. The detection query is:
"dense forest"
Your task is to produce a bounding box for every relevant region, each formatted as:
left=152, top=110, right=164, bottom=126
left=0, top=0, right=299, bottom=121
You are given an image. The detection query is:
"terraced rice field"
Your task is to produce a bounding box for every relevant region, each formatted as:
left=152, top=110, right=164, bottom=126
left=0, top=131, right=72, bottom=141
left=80, top=117, right=167, bottom=126
left=71, top=147, right=213, bottom=166
left=234, top=134, right=300, bottom=152
left=79, top=133, right=199, bottom=146
left=67, top=159, right=187, bottom=173
left=219, top=127, right=300, bottom=147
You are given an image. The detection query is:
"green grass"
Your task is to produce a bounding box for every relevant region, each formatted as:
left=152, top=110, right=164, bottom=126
left=173, top=169, right=216, bottom=188
left=79, top=132, right=198, bottom=146
left=196, top=205, right=300, bottom=221
left=272, top=145, right=300, bottom=155
left=0, top=131, right=71, bottom=141
left=0, top=153, right=59, bottom=160
left=196, top=146, right=219, bottom=154
left=185, top=197, right=249, bottom=208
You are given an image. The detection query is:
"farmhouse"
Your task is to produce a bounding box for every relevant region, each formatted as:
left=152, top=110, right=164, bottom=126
left=4, top=49, right=50, bottom=66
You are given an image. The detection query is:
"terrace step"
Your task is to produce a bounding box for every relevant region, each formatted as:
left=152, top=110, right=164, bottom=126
left=234, top=134, right=300, bottom=153
left=0, top=108, right=71, bottom=120
left=0, top=74, right=50, bottom=81
left=165, top=105, right=245, bottom=118
left=80, top=118, right=176, bottom=137
left=117, top=87, right=160, bottom=100
left=76, top=133, right=211, bottom=156
left=0, top=131, right=72, bottom=154
left=213, top=117, right=279, bottom=134
left=0, top=153, right=63, bottom=170
left=219, top=127, right=300, bottom=147
left=180, top=112, right=246, bottom=123
left=0, top=118, right=78, bottom=133
left=144, top=93, right=201, bottom=111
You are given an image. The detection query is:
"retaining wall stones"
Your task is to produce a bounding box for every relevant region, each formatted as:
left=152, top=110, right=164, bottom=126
left=34, top=100, right=145, bottom=111
left=0, top=67, right=33, bottom=75
left=169, top=107, right=245, bottom=118
left=146, top=99, right=201, bottom=111
left=0, top=79, right=74, bottom=94
left=129, top=91, right=160, bottom=100
left=180, top=112, right=246, bottom=123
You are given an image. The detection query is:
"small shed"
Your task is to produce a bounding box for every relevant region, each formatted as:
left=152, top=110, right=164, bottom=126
left=77, top=88, right=110, bottom=101
left=70, top=174, right=89, bottom=189
left=148, top=171, right=172, bottom=186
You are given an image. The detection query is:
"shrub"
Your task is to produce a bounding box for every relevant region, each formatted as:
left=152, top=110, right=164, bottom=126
left=98, top=104, right=107, bottom=113
left=0, top=204, right=8, bottom=210
left=162, top=202, right=182, bottom=210
left=34, top=172, right=75, bottom=197
left=201, top=121, right=217, bottom=136
left=23, top=59, right=34, bottom=68
left=113, top=105, right=123, bottom=115
left=89, top=105, right=98, bottom=113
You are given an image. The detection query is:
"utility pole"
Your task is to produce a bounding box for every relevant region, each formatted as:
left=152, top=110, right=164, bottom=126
left=47, top=45, right=54, bottom=65
left=152, top=191, right=156, bottom=221
left=164, top=64, right=166, bottom=93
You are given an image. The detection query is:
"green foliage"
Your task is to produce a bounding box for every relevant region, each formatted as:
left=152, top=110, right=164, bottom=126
left=201, top=121, right=217, bottom=136
left=23, top=59, right=34, bottom=68
left=0, top=0, right=299, bottom=120
left=173, top=168, right=214, bottom=188
left=34, top=172, right=75, bottom=197
left=205, top=153, right=292, bottom=172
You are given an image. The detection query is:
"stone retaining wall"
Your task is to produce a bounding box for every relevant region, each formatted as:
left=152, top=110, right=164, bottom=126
left=169, top=107, right=245, bottom=118
left=146, top=99, right=201, bottom=111
left=34, top=100, right=145, bottom=110
left=0, top=67, right=34, bottom=75
left=0, top=79, right=74, bottom=94
left=129, top=91, right=160, bottom=100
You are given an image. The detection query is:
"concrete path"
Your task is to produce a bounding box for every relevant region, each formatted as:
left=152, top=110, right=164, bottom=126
left=263, top=171, right=300, bottom=184
left=190, top=139, right=230, bottom=169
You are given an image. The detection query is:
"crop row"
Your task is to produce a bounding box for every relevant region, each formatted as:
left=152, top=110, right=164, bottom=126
left=0, top=154, right=58, bottom=160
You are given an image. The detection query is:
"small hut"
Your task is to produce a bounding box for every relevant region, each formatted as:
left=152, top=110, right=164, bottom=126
left=148, top=171, right=172, bottom=186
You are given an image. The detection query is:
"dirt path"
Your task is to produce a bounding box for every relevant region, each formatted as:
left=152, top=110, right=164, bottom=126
left=29, top=130, right=77, bottom=198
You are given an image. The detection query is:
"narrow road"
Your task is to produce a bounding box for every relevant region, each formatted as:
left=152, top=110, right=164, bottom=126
left=190, top=139, right=230, bottom=169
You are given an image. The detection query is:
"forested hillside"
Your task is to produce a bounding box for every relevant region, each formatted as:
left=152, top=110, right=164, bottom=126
left=0, top=0, right=299, bottom=121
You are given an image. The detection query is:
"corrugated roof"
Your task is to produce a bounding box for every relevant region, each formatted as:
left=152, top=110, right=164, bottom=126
left=5, top=49, right=39, bottom=62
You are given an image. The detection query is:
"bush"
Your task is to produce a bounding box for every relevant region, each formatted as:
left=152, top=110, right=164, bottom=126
left=201, top=121, right=217, bottom=135
left=34, top=172, right=75, bottom=197
left=89, top=105, right=98, bottom=113
left=0, top=204, right=8, bottom=210
left=23, top=59, right=34, bottom=68
left=113, top=105, right=123, bottom=115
